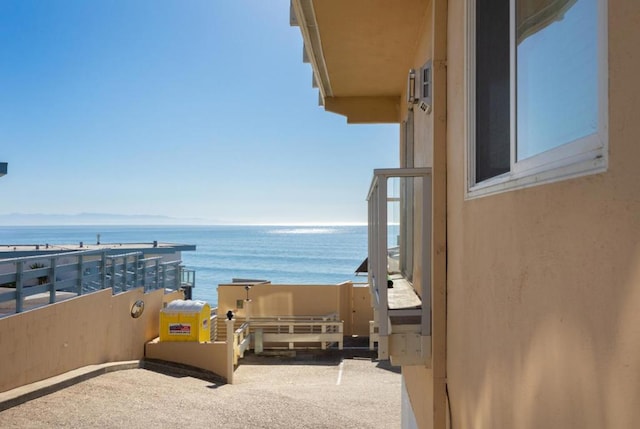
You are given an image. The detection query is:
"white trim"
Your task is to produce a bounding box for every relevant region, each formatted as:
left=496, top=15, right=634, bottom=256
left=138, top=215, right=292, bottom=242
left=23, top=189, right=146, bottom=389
left=465, top=0, right=609, bottom=200
left=510, top=0, right=517, bottom=169
left=291, top=0, right=333, bottom=100
left=464, top=0, right=476, bottom=195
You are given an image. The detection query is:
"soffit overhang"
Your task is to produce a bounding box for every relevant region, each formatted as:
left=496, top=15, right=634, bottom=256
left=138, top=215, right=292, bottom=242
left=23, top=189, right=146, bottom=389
left=291, top=0, right=429, bottom=123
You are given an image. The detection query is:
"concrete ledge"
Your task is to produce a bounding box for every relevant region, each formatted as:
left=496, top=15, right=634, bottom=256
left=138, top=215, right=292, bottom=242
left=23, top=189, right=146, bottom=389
left=141, top=358, right=226, bottom=385
left=145, top=339, right=229, bottom=382
left=0, top=360, right=140, bottom=412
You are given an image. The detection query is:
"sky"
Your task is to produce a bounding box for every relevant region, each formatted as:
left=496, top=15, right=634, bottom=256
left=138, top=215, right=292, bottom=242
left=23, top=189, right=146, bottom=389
left=0, top=0, right=398, bottom=225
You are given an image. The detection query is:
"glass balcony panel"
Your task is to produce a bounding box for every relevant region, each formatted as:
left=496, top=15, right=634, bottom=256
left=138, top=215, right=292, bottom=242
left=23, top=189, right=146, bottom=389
left=367, top=168, right=431, bottom=338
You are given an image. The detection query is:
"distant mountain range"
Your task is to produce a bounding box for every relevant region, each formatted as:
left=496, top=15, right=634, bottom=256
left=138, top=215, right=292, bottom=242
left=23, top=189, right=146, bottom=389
left=0, top=212, right=210, bottom=226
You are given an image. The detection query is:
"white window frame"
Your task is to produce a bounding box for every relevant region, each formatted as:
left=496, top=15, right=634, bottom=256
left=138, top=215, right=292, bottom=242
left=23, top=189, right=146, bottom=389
left=465, top=0, right=609, bottom=199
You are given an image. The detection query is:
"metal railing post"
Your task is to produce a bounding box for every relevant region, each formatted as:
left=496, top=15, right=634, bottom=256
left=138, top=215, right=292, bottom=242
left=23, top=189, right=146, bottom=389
left=133, top=254, right=139, bottom=289
left=77, top=254, right=84, bottom=295
left=142, top=259, right=147, bottom=292
left=122, top=256, right=128, bottom=292
left=175, top=264, right=181, bottom=290
left=155, top=259, right=160, bottom=291
left=162, top=264, right=167, bottom=290
left=101, top=252, right=107, bottom=289
left=49, top=256, right=57, bottom=304
left=111, top=256, right=117, bottom=292
left=15, top=261, right=24, bottom=313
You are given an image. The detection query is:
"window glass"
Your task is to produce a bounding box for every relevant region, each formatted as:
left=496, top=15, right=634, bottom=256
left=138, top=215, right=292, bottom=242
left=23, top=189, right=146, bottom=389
left=516, top=0, right=598, bottom=160
left=387, top=178, right=400, bottom=275
left=475, top=0, right=511, bottom=182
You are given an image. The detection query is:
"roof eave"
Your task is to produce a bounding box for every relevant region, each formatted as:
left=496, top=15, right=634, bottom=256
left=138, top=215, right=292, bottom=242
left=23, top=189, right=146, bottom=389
left=290, top=0, right=332, bottom=105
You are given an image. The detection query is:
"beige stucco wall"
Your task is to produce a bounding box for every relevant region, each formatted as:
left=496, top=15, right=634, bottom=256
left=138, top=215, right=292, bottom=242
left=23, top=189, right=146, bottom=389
left=352, top=284, right=374, bottom=336
left=218, top=283, right=342, bottom=318
left=398, top=4, right=440, bottom=429
left=410, top=1, right=434, bottom=171
left=217, top=282, right=372, bottom=337
left=445, top=1, right=640, bottom=428
left=0, top=288, right=183, bottom=393
left=145, top=340, right=228, bottom=381
left=404, top=366, right=434, bottom=429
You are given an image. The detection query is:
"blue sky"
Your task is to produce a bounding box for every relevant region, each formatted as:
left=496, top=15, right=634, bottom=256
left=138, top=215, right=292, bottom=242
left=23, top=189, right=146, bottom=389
left=0, top=0, right=397, bottom=225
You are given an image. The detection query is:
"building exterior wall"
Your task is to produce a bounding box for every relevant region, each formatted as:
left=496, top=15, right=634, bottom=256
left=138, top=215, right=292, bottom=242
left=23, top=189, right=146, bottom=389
left=381, top=1, right=640, bottom=427
left=403, top=365, right=435, bottom=429
left=398, top=4, right=443, bottom=429
left=444, top=1, right=640, bottom=428
left=217, top=282, right=372, bottom=337
left=410, top=2, right=434, bottom=171
left=218, top=283, right=342, bottom=319
left=292, top=1, right=640, bottom=426
left=0, top=288, right=183, bottom=393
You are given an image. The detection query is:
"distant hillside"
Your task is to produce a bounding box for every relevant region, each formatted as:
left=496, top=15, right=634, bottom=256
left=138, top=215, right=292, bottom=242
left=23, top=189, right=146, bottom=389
left=0, top=213, right=210, bottom=226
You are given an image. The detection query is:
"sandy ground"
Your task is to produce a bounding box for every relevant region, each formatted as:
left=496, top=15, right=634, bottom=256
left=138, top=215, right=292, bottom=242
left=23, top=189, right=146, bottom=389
left=0, top=353, right=401, bottom=429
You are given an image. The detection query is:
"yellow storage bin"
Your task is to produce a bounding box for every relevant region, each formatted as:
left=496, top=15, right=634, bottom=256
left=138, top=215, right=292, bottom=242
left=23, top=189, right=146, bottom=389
left=159, top=299, right=210, bottom=343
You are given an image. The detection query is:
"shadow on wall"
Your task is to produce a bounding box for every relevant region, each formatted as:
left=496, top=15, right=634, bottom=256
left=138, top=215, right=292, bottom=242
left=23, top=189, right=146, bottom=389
left=450, top=193, right=640, bottom=429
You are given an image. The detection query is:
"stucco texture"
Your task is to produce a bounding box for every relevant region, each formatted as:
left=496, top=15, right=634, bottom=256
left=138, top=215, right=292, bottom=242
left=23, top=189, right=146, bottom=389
left=445, top=1, right=640, bottom=428
left=0, top=288, right=183, bottom=393
left=217, top=282, right=372, bottom=337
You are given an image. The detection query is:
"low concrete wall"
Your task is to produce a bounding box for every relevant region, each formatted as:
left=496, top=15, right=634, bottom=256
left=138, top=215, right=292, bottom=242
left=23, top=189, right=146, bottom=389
left=0, top=288, right=183, bottom=393
left=145, top=340, right=229, bottom=382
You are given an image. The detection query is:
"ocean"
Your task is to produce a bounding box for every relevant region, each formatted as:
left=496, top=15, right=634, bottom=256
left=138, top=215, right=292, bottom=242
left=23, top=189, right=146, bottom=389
left=0, top=225, right=369, bottom=306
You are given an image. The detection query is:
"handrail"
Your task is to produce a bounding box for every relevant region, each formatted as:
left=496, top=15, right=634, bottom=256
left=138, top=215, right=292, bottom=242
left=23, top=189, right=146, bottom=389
left=106, top=251, right=143, bottom=259
left=233, top=322, right=251, bottom=365
left=367, top=167, right=432, bottom=201
left=227, top=314, right=345, bottom=364
left=0, top=248, right=105, bottom=264
left=209, top=308, right=218, bottom=341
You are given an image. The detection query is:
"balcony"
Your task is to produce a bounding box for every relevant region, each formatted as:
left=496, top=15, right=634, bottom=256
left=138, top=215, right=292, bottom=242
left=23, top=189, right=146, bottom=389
left=367, top=168, right=432, bottom=366
left=0, top=249, right=191, bottom=316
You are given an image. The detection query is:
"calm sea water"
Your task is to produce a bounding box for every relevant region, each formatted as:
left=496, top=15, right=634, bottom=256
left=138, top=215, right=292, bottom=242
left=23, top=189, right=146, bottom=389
left=0, top=225, right=368, bottom=306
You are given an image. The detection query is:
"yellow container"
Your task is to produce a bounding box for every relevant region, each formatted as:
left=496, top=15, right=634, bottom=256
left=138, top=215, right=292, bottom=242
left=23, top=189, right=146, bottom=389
left=159, top=299, right=210, bottom=343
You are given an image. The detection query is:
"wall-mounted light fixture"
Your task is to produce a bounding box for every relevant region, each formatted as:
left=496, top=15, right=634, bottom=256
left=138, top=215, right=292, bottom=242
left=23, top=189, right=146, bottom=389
left=130, top=300, right=145, bottom=318
left=407, top=69, right=418, bottom=109
left=244, top=285, right=252, bottom=302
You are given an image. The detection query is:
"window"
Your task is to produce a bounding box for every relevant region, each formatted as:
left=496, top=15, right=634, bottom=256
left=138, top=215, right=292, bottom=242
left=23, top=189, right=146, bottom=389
left=421, top=60, right=432, bottom=104
left=468, top=0, right=607, bottom=196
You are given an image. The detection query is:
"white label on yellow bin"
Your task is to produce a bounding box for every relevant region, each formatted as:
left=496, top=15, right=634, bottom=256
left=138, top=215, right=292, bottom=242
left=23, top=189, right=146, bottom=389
left=168, top=323, right=191, bottom=335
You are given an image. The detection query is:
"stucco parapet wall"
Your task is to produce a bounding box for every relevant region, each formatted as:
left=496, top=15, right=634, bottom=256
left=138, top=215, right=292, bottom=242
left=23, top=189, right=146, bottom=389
left=324, top=96, right=400, bottom=124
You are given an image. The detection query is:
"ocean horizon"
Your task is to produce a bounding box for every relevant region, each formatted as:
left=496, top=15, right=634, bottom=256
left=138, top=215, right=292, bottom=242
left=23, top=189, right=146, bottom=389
left=0, top=224, right=370, bottom=306
left=0, top=212, right=369, bottom=227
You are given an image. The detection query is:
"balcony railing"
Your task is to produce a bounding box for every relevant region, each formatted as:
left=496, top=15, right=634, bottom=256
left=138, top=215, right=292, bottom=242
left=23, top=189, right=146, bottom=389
left=367, top=167, right=432, bottom=365
left=0, top=249, right=190, bottom=316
